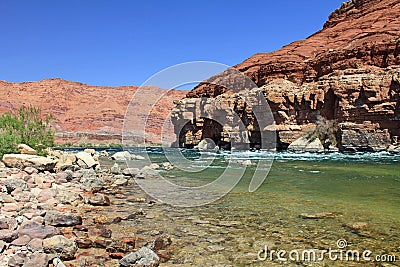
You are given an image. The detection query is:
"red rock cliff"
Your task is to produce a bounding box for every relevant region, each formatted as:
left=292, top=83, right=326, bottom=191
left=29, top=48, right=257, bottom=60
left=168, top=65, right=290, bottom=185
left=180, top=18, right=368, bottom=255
left=174, top=0, right=400, bottom=152
left=0, top=78, right=186, bottom=145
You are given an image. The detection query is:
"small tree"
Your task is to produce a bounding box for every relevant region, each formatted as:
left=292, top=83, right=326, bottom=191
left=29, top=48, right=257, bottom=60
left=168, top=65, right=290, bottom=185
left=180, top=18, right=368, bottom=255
left=307, top=115, right=340, bottom=148
left=0, top=106, right=55, bottom=157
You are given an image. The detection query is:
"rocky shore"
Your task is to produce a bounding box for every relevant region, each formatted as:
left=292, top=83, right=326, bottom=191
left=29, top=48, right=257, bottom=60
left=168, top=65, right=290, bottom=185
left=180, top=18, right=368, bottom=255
left=0, top=146, right=173, bottom=267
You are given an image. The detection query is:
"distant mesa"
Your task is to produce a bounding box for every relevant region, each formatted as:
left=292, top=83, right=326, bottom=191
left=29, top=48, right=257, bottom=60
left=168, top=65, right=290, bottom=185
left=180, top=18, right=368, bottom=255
left=0, top=78, right=186, bottom=145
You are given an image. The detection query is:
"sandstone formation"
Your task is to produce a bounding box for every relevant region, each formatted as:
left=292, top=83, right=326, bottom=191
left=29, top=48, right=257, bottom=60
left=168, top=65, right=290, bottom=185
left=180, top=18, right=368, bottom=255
left=2, top=154, right=58, bottom=171
left=0, top=79, right=186, bottom=145
left=172, top=0, right=400, bottom=152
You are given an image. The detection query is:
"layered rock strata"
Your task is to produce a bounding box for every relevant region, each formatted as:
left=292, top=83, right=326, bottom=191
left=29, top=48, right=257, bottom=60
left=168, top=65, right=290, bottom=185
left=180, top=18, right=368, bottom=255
left=172, top=0, right=400, bottom=152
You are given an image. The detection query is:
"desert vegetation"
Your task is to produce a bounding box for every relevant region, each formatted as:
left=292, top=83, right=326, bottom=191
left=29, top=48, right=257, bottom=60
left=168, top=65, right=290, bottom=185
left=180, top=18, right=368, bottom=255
left=0, top=106, right=54, bottom=157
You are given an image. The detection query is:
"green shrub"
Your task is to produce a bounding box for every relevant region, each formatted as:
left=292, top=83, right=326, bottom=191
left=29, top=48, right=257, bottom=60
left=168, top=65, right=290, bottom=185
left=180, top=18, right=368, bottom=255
left=0, top=106, right=55, bottom=157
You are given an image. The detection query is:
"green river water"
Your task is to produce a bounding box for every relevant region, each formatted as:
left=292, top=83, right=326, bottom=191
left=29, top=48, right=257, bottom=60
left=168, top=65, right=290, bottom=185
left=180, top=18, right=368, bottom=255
left=91, top=149, right=399, bottom=266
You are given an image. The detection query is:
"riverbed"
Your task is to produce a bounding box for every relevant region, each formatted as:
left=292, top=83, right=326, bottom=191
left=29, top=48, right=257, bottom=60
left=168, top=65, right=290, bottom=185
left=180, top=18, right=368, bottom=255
left=83, top=148, right=400, bottom=266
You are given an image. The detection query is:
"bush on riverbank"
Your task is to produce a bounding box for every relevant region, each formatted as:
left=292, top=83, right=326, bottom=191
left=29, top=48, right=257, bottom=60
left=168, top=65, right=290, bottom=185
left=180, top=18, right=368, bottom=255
left=0, top=106, right=55, bottom=157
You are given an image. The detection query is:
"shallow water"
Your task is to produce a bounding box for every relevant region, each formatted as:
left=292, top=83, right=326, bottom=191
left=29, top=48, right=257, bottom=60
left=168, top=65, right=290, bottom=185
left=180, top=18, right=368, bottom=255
left=92, top=148, right=400, bottom=266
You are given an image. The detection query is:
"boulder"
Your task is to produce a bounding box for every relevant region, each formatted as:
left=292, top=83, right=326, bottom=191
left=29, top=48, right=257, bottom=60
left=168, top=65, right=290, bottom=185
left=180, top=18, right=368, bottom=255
left=23, top=252, right=50, bottom=267
left=2, top=154, right=57, bottom=171
left=149, top=163, right=160, bottom=170
left=288, top=137, right=324, bottom=152
left=388, top=145, right=400, bottom=154
left=195, top=139, right=218, bottom=151
left=111, top=151, right=131, bottom=161
left=111, top=151, right=145, bottom=161
left=76, top=152, right=98, bottom=168
left=18, top=221, right=60, bottom=239
left=84, top=149, right=96, bottom=155
left=44, top=211, right=82, bottom=227
left=55, top=171, right=73, bottom=183
left=54, top=153, right=77, bottom=170
left=53, top=258, right=66, bottom=267
left=305, top=138, right=324, bottom=152
left=345, top=222, right=369, bottom=231
left=43, top=235, right=77, bottom=260
left=136, top=166, right=158, bottom=179
left=110, top=163, right=120, bottom=174
left=122, top=168, right=140, bottom=177
left=17, top=144, right=37, bottom=155
left=27, top=238, right=43, bottom=252
left=151, top=236, right=172, bottom=251
left=113, top=177, right=128, bottom=186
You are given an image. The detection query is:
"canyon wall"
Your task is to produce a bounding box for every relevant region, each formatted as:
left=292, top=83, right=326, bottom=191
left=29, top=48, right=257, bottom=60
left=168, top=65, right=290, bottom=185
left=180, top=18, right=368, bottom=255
left=172, top=0, right=400, bottom=152
left=0, top=78, right=186, bottom=145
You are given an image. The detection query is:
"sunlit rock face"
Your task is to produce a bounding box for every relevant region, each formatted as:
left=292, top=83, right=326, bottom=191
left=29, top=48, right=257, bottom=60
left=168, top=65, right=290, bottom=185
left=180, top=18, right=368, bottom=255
left=172, top=0, right=400, bottom=152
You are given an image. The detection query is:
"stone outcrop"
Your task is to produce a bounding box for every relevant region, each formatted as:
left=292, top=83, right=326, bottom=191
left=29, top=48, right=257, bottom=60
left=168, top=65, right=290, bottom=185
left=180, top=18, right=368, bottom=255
left=2, top=154, right=57, bottom=171
left=172, top=0, right=400, bottom=152
left=17, top=144, right=37, bottom=155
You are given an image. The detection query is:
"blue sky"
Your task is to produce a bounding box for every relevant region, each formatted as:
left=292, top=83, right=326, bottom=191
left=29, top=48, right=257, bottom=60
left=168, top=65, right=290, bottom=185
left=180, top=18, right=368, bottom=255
left=0, top=0, right=344, bottom=86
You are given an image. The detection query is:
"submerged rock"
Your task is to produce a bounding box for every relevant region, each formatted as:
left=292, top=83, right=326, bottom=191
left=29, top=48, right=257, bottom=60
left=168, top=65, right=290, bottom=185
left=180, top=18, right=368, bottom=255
left=18, top=221, right=60, bottom=239
left=299, top=212, right=337, bottom=219
left=88, top=193, right=111, bottom=206
left=345, top=222, right=369, bottom=231
left=120, top=247, right=160, bottom=267
left=23, top=251, right=50, bottom=267
left=44, top=211, right=82, bottom=227
left=43, top=235, right=77, bottom=260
